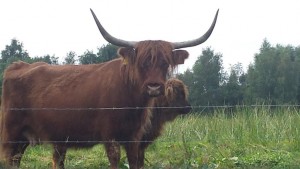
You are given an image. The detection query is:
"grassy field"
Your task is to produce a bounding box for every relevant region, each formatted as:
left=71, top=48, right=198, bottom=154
left=1, top=106, right=300, bottom=168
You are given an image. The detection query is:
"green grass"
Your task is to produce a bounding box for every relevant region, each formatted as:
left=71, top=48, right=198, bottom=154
left=1, top=107, right=300, bottom=168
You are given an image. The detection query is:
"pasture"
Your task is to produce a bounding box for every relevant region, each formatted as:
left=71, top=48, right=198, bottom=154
left=1, top=106, right=300, bottom=168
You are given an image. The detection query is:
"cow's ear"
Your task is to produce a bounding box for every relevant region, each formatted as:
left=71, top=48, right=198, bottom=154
left=118, top=47, right=135, bottom=64
left=172, top=50, right=189, bottom=64
left=118, top=47, right=135, bottom=58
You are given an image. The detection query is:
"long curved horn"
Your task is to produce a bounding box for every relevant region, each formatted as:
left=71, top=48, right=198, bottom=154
left=172, top=9, right=219, bottom=49
left=90, top=9, right=137, bottom=47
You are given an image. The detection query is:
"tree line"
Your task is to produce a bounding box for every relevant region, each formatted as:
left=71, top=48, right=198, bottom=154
left=1, top=38, right=300, bottom=106
left=178, top=39, right=300, bottom=106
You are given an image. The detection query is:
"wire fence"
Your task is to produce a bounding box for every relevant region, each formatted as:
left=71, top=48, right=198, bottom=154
left=0, top=140, right=158, bottom=144
left=7, top=104, right=300, bottom=111
left=1, top=104, right=300, bottom=144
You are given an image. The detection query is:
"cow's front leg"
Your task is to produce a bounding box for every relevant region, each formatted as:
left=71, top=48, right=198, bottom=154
left=105, top=140, right=121, bottom=169
left=124, top=142, right=140, bottom=169
left=0, top=133, right=29, bottom=168
left=52, top=145, right=67, bottom=169
left=137, top=145, right=147, bottom=169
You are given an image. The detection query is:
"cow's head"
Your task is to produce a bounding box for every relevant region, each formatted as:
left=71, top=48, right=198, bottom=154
left=165, top=78, right=191, bottom=114
left=90, top=9, right=218, bottom=97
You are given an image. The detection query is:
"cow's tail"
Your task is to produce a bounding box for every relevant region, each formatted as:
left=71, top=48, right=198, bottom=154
left=0, top=96, right=3, bottom=160
left=0, top=96, right=2, bottom=139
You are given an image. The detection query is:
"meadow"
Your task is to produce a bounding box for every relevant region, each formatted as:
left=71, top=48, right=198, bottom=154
left=1, top=106, right=300, bottom=168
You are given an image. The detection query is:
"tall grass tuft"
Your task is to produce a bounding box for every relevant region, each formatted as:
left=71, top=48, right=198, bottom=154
left=150, top=106, right=300, bottom=168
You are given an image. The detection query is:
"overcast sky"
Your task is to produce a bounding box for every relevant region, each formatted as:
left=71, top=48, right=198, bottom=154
left=0, top=0, right=299, bottom=72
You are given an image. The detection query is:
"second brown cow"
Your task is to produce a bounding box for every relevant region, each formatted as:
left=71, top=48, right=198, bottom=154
left=106, top=78, right=192, bottom=168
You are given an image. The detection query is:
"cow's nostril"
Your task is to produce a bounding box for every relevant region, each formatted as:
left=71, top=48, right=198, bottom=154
left=147, top=83, right=163, bottom=97
left=147, top=85, right=161, bottom=91
left=148, top=83, right=161, bottom=87
left=147, top=83, right=162, bottom=89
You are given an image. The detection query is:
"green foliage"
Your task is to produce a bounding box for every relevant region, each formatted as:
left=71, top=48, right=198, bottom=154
left=96, top=43, right=118, bottom=63
left=78, top=43, right=118, bottom=64
left=222, top=63, right=246, bottom=105
left=178, top=39, right=300, bottom=106
left=176, top=68, right=193, bottom=92
left=64, top=51, right=77, bottom=65
left=245, top=39, right=300, bottom=104
left=30, top=55, right=59, bottom=65
left=185, top=47, right=225, bottom=106
left=78, top=50, right=98, bottom=64
left=1, top=38, right=29, bottom=63
left=0, top=39, right=30, bottom=76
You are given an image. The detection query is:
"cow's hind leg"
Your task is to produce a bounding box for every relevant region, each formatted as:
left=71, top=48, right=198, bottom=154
left=52, top=145, right=67, bottom=169
left=105, top=141, right=121, bottom=169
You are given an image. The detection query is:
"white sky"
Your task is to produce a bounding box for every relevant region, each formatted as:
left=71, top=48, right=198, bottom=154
left=0, top=0, right=299, bottom=73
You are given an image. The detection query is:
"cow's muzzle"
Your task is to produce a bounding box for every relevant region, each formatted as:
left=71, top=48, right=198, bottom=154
left=183, top=104, right=192, bottom=114
left=147, top=84, right=163, bottom=97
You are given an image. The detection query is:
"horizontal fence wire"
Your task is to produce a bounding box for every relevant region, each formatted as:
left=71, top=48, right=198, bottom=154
left=1, top=105, right=300, bottom=144
left=1, top=140, right=159, bottom=144
left=7, top=104, right=300, bottom=111
left=9, top=106, right=190, bottom=111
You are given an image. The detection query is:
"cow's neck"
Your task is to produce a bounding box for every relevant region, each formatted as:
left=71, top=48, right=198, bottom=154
left=128, top=90, right=149, bottom=108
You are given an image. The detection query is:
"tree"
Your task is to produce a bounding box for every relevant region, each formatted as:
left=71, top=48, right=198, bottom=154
left=30, top=55, right=52, bottom=64
left=64, top=51, right=77, bottom=65
left=177, top=69, right=194, bottom=90
left=79, top=43, right=118, bottom=65
left=97, top=43, right=118, bottom=63
left=245, top=39, right=300, bottom=104
left=50, top=55, right=59, bottom=65
left=295, top=46, right=300, bottom=104
left=0, top=39, right=31, bottom=94
left=30, top=54, right=59, bottom=65
left=222, top=63, right=245, bottom=105
left=1, top=39, right=30, bottom=63
left=189, top=47, right=224, bottom=106
left=78, top=50, right=98, bottom=64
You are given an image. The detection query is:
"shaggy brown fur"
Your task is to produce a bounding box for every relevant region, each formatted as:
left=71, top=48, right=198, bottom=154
left=0, top=40, right=189, bottom=169
left=120, top=41, right=188, bottom=86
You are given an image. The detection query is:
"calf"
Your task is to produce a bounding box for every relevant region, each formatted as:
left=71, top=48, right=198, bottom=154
left=107, top=78, right=191, bottom=168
